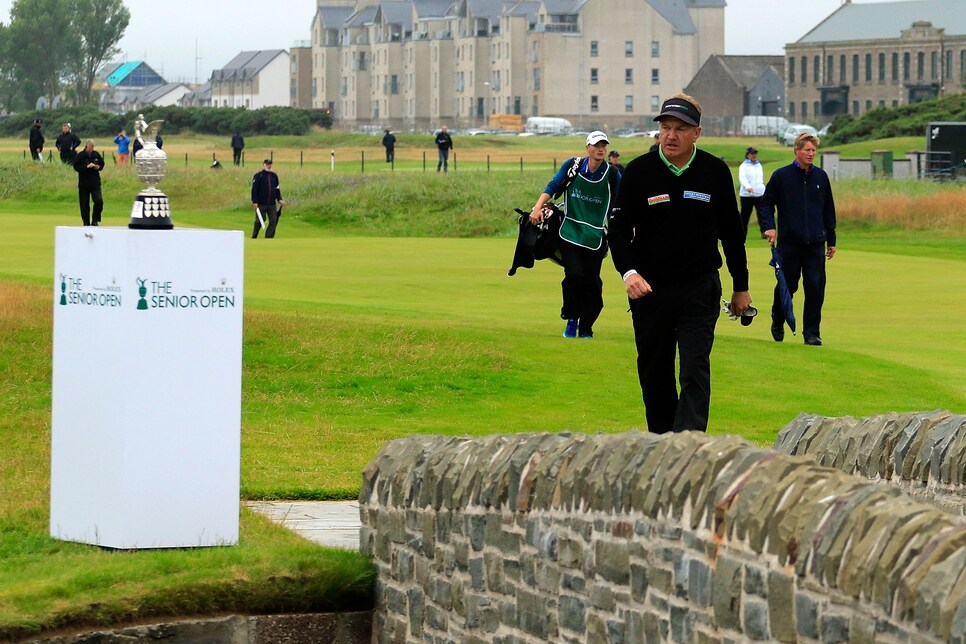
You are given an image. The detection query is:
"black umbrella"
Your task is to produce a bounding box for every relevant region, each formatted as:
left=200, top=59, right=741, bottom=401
left=769, top=246, right=797, bottom=335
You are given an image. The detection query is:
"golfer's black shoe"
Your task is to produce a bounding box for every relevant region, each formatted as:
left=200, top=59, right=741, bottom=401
left=771, top=321, right=784, bottom=342
left=804, top=336, right=823, bottom=346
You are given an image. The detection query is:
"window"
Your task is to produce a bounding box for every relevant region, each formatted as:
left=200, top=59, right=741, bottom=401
left=839, top=55, right=846, bottom=83
left=625, top=41, right=633, bottom=57
left=903, top=52, right=910, bottom=80
left=852, top=55, right=859, bottom=83
left=827, top=56, right=833, bottom=83
left=625, top=95, right=633, bottom=112
left=865, top=100, right=872, bottom=111
left=801, top=101, right=807, bottom=119
left=814, top=56, right=820, bottom=84
left=865, top=54, right=872, bottom=82
left=878, top=53, right=885, bottom=82
left=931, top=51, right=938, bottom=80
left=590, top=41, right=598, bottom=57
left=533, top=68, right=540, bottom=90
left=625, top=68, right=633, bottom=84
left=788, top=57, right=795, bottom=84
left=814, top=101, right=820, bottom=117
left=789, top=102, right=795, bottom=117
left=801, top=56, right=807, bottom=84
left=651, top=68, right=659, bottom=84
left=892, top=52, right=899, bottom=81
left=852, top=100, right=859, bottom=115
left=590, top=95, right=599, bottom=112
left=590, top=68, right=598, bottom=84
left=651, top=41, right=659, bottom=57
left=651, top=95, right=660, bottom=111
left=390, top=74, right=398, bottom=94
left=917, top=51, right=925, bottom=80
left=946, top=50, right=952, bottom=80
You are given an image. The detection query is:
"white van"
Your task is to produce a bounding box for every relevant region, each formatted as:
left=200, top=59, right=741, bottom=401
left=525, top=117, right=574, bottom=135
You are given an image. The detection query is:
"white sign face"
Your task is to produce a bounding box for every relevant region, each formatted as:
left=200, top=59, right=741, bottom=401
left=51, top=227, right=245, bottom=549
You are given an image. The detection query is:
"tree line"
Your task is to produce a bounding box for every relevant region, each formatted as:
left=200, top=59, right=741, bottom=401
left=0, top=0, right=130, bottom=111
left=2, top=105, right=333, bottom=139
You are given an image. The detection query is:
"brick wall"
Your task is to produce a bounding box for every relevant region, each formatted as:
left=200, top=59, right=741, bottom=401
left=360, top=429, right=966, bottom=643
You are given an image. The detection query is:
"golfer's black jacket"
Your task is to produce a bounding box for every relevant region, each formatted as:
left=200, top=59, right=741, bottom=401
left=610, top=148, right=749, bottom=292
left=758, top=162, right=837, bottom=247
left=251, top=169, right=282, bottom=205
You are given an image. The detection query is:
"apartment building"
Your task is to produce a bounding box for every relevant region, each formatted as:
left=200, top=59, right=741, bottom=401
left=307, top=0, right=725, bottom=132
left=784, top=0, right=966, bottom=125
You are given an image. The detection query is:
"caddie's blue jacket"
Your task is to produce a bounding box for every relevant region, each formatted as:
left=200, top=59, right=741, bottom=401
left=758, top=161, right=836, bottom=247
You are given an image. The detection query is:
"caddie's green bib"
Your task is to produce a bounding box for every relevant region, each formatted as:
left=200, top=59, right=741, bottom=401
left=559, top=164, right=611, bottom=250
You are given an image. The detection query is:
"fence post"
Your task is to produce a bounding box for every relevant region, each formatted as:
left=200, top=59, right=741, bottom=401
left=453, top=151, right=456, bottom=172
left=361, top=150, right=365, bottom=174
left=520, top=157, right=523, bottom=173
left=331, top=150, right=335, bottom=172
left=487, top=155, right=490, bottom=172
left=423, top=151, right=426, bottom=173
left=300, top=150, right=303, bottom=168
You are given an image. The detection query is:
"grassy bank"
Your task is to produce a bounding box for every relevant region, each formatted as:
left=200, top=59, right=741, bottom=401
left=0, top=134, right=964, bottom=636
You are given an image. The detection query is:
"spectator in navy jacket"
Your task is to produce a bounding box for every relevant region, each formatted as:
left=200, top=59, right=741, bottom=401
left=759, top=132, right=837, bottom=346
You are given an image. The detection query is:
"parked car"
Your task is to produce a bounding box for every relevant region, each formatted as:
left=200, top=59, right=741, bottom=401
left=783, top=124, right=818, bottom=146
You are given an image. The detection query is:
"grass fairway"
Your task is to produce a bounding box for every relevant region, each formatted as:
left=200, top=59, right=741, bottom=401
left=0, top=136, right=964, bottom=635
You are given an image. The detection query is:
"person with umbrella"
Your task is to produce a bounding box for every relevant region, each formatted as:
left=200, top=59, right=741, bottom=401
left=758, top=132, right=837, bottom=346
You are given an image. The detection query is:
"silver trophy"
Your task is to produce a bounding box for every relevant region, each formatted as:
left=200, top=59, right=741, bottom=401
left=129, top=119, right=173, bottom=230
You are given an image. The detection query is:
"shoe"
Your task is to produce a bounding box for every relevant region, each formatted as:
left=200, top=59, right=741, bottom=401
left=771, top=321, right=784, bottom=342
left=804, top=336, right=823, bottom=346
left=563, top=319, right=578, bottom=338
left=578, top=330, right=593, bottom=339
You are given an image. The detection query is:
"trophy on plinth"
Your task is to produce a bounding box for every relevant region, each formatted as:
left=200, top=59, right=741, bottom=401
left=129, top=118, right=173, bottom=230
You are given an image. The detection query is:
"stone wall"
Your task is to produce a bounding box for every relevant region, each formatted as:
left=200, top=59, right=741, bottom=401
left=360, top=430, right=966, bottom=643
left=774, top=411, right=966, bottom=515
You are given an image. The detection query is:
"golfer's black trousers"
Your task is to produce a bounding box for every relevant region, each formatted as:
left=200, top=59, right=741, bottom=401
left=558, top=240, right=606, bottom=335
left=739, top=196, right=762, bottom=239
left=772, top=242, right=826, bottom=339
left=252, top=203, right=279, bottom=238
left=630, top=272, right=720, bottom=434
left=78, top=185, right=103, bottom=226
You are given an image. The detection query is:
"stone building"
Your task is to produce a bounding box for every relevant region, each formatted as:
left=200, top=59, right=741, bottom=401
left=784, top=0, right=966, bottom=126
left=684, top=55, right=784, bottom=135
left=305, top=0, right=726, bottom=132
left=290, top=42, right=314, bottom=109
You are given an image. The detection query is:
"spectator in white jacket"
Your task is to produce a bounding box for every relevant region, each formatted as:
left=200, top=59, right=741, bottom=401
left=738, top=146, right=766, bottom=239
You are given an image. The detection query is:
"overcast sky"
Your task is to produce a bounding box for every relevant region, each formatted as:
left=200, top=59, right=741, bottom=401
left=0, top=0, right=867, bottom=83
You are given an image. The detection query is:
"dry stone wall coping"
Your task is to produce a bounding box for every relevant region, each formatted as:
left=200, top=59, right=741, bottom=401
left=774, top=411, right=966, bottom=513
left=362, top=429, right=966, bottom=642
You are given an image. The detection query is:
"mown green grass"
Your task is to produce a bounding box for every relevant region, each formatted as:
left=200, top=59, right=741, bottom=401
left=0, top=133, right=964, bottom=636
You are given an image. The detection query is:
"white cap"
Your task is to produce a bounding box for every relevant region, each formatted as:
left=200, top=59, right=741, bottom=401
left=586, top=130, right=609, bottom=146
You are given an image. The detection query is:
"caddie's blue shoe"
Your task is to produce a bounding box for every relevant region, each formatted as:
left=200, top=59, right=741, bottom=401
left=563, top=318, right=578, bottom=338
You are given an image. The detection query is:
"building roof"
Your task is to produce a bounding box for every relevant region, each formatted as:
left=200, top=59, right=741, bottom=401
left=412, top=0, right=453, bottom=18
left=714, top=55, right=785, bottom=88
left=646, top=0, right=696, bottom=35
left=211, top=50, right=286, bottom=81
left=136, top=82, right=190, bottom=103
left=378, top=1, right=414, bottom=27
left=798, top=0, right=966, bottom=44
left=317, top=6, right=355, bottom=27
left=101, top=61, right=165, bottom=87
left=345, top=5, right=379, bottom=28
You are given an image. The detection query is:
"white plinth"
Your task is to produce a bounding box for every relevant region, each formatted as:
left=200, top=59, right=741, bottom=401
left=50, top=227, right=244, bottom=549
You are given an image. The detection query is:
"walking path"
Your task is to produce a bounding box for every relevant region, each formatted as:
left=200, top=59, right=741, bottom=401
left=246, top=500, right=362, bottom=550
